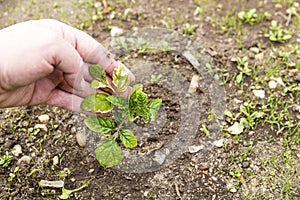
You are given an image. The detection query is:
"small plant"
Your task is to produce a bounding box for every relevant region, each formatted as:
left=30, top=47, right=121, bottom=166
left=264, top=20, right=292, bottom=43
left=234, top=56, right=251, bottom=84
left=8, top=166, right=20, bottom=182
left=0, top=151, right=13, bottom=167
left=238, top=9, right=271, bottom=25
left=59, top=178, right=94, bottom=199
left=80, top=63, right=162, bottom=167
left=182, top=23, right=198, bottom=35
left=238, top=8, right=258, bottom=24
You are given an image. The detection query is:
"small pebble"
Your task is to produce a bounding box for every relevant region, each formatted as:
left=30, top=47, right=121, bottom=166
left=275, top=3, right=282, bottom=9
left=70, top=126, right=76, bottom=134
left=268, top=80, right=277, bottom=89
left=153, top=152, right=166, bottom=165
left=188, top=145, right=204, bottom=153
left=199, top=163, right=209, bottom=170
left=250, top=47, right=260, bottom=54
left=17, top=155, right=32, bottom=165
left=76, top=131, right=87, bottom=147
left=252, top=89, right=265, bottom=98
left=227, top=122, right=244, bottom=135
left=38, top=114, right=50, bottom=124
left=255, top=52, right=264, bottom=61
left=34, top=124, right=48, bottom=132
left=213, top=139, right=224, bottom=147
left=144, top=191, right=149, bottom=197
left=230, top=187, right=237, bottom=193
left=188, top=75, right=200, bottom=93
left=110, top=26, right=124, bottom=37
left=11, top=144, right=22, bottom=156
left=53, top=156, right=59, bottom=166
left=88, top=169, right=95, bottom=173
left=242, top=161, right=250, bottom=168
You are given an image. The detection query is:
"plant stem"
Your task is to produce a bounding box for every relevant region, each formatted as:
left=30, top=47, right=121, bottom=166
left=113, top=115, right=128, bottom=140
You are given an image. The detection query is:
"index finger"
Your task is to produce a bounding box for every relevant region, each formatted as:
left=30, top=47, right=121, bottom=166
left=51, top=20, right=135, bottom=82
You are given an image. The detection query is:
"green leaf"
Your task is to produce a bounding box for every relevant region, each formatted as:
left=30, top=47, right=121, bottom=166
left=94, top=140, right=122, bottom=168
left=129, top=84, right=142, bottom=99
left=224, top=110, right=233, bottom=118
left=80, top=93, right=113, bottom=113
left=135, top=107, right=150, bottom=122
left=128, top=85, right=143, bottom=121
left=128, top=109, right=135, bottom=122
left=240, top=105, right=249, bottom=116
left=84, top=116, right=116, bottom=133
left=148, top=99, right=162, bottom=121
left=270, top=35, right=277, bottom=41
left=112, top=63, right=131, bottom=92
left=106, top=95, right=128, bottom=109
left=59, top=184, right=87, bottom=199
left=59, top=188, right=73, bottom=199
left=90, top=80, right=107, bottom=89
left=252, top=111, right=264, bottom=119
left=136, top=90, right=148, bottom=107
left=89, top=64, right=106, bottom=80
left=282, top=34, right=292, bottom=41
left=238, top=11, right=245, bottom=20
left=236, top=73, right=243, bottom=83
left=128, top=85, right=142, bottom=108
left=120, top=129, right=137, bottom=148
left=271, top=20, right=277, bottom=27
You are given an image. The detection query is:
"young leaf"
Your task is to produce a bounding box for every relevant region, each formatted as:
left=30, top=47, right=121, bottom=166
left=59, top=183, right=87, bottom=199
left=136, top=90, right=148, bottom=107
left=94, top=140, right=122, bottom=168
left=90, top=80, right=107, bottom=89
left=236, top=72, right=243, bottom=83
left=89, top=64, right=106, bottom=80
left=80, top=93, right=113, bottom=113
left=89, top=64, right=109, bottom=87
left=135, top=107, right=150, bottom=122
left=112, top=63, right=131, bottom=92
left=84, top=116, right=116, bottom=134
left=224, top=110, right=233, bottom=118
left=120, top=129, right=137, bottom=148
left=148, top=98, right=162, bottom=121
left=128, top=84, right=143, bottom=105
left=106, top=95, right=128, bottom=109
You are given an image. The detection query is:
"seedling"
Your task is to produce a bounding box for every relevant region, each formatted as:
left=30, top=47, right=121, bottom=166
left=238, top=9, right=271, bottom=25
left=8, top=166, right=20, bottom=182
left=182, top=23, right=198, bottom=35
left=234, top=56, right=252, bottom=85
left=80, top=63, right=162, bottom=167
left=59, top=177, right=94, bottom=200
left=0, top=151, right=13, bottom=167
left=238, top=9, right=258, bottom=24
left=264, top=20, right=292, bottom=43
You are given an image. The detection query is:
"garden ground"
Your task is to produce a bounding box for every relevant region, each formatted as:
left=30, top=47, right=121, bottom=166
left=0, top=0, right=299, bottom=199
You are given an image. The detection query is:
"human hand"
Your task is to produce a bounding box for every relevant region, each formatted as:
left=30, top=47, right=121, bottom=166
left=0, top=19, right=134, bottom=112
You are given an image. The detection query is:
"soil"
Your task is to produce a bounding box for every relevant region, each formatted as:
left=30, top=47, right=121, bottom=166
left=0, top=0, right=299, bottom=200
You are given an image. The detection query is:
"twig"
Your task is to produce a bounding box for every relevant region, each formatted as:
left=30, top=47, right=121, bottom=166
left=174, top=183, right=182, bottom=199
left=286, top=12, right=292, bottom=26
left=277, top=11, right=292, bottom=26
left=277, top=11, right=289, bottom=20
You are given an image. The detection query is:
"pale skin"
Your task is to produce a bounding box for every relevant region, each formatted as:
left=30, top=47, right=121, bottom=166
left=0, top=19, right=134, bottom=112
